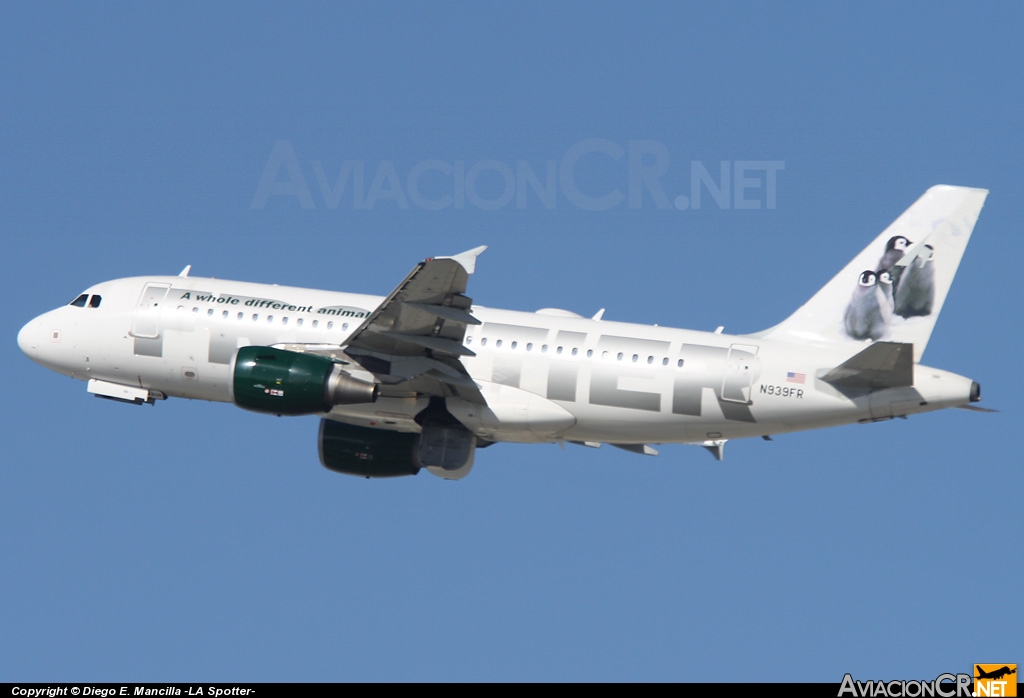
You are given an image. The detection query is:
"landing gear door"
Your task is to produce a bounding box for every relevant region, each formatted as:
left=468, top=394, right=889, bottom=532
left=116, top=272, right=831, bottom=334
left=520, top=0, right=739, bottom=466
left=721, top=344, right=759, bottom=404
left=131, top=283, right=170, bottom=339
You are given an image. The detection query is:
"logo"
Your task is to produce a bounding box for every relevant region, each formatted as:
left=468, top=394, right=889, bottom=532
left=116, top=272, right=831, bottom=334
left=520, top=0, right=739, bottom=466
left=839, top=673, right=971, bottom=697
left=975, top=665, right=1017, bottom=697
left=837, top=666, right=1018, bottom=698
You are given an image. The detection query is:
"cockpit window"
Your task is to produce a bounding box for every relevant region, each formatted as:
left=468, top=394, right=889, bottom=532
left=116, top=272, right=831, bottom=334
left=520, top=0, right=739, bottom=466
left=89, top=295, right=102, bottom=308
left=69, top=294, right=88, bottom=307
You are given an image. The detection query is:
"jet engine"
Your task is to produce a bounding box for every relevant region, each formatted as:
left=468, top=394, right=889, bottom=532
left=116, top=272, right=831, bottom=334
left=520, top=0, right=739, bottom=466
left=318, top=419, right=477, bottom=480
left=232, top=346, right=377, bottom=416
left=319, top=420, right=422, bottom=478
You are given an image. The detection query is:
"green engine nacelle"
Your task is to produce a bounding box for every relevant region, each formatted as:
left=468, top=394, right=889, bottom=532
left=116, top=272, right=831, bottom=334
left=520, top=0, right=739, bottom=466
left=233, top=346, right=377, bottom=416
left=318, top=420, right=421, bottom=478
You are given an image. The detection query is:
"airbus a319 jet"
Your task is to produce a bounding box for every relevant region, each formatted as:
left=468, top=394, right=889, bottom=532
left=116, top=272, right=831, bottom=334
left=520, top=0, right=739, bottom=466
left=18, top=185, right=989, bottom=479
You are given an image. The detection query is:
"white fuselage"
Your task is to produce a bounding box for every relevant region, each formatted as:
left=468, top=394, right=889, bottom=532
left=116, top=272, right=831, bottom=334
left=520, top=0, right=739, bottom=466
left=18, top=275, right=977, bottom=447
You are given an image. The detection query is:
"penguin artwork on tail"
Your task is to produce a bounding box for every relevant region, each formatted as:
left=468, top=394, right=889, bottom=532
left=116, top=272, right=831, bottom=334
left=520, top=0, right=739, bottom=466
left=756, top=185, right=986, bottom=364
left=877, top=269, right=896, bottom=313
left=844, top=270, right=890, bottom=340
left=877, top=235, right=912, bottom=271
left=894, top=244, right=935, bottom=317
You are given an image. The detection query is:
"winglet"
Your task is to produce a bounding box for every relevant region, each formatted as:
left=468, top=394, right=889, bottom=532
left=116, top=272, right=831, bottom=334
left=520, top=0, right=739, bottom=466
left=437, top=246, right=487, bottom=274
left=178, top=265, right=192, bottom=277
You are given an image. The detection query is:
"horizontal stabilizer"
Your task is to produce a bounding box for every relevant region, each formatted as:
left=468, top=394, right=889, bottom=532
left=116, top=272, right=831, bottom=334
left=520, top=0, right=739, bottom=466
left=821, top=341, right=913, bottom=389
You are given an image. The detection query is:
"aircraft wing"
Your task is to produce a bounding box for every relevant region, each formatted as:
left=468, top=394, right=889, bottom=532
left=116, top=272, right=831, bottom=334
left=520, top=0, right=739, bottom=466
left=339, top=246, right=488, bottom=404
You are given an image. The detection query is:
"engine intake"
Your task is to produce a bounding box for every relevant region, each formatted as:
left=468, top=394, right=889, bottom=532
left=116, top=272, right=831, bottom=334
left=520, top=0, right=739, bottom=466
left=233, top=346, right=377, bottom=415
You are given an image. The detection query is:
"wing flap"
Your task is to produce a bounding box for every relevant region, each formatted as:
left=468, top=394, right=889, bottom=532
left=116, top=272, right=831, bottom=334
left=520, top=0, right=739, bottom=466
left=342, top=247, right=487, bottom=403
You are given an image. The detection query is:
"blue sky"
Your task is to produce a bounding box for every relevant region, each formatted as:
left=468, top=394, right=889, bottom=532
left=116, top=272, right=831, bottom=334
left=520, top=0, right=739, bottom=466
left=2, top=2, right=1021, bottom=682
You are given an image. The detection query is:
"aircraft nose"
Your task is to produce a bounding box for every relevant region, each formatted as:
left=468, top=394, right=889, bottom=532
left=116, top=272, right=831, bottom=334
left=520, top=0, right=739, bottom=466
left=18, top=316, right=41, bottom=360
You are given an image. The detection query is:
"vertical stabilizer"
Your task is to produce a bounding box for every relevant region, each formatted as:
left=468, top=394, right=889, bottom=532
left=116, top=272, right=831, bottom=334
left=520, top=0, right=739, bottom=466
left=756, top=185, right=987, bottom=362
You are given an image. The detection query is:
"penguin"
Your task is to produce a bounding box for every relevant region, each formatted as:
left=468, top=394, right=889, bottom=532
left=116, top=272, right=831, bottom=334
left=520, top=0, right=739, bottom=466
left=844, top=270, right=890, bottom=340
left=877, top=269, right=895, bottom=315
left=894, top=243, right=935, bottom=317
left=877, top=235, right=912, bottom=272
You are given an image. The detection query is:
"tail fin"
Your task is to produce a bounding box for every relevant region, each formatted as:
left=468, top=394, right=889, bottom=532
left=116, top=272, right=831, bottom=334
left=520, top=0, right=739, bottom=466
left=755, top=185, right=988, bottom=362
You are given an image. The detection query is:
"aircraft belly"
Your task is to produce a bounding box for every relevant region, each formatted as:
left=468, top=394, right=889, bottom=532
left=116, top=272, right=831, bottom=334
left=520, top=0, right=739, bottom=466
left=447, top=381, right=577, bottom=443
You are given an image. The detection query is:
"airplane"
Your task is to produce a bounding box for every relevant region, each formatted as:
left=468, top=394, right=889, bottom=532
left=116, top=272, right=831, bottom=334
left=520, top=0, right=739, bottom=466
left=17, top=185, right=989, bottom=480
left=975, top=666, right=1016, bottom=681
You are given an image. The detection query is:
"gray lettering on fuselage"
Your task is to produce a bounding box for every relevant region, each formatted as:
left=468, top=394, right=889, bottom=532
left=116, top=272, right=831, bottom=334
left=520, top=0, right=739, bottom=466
left=483, top=323, right=548, bottom=345
left=589, top=336, right=669, bottom=412
left=208, top=333, right=236, bottom=365
left=718, top=400, right=756, bottom=422
left=721, top=344, right=760, bottom=403
left=591, top=371, right=661, bottom=411
left=672, top=344, right=728, bottom=416
left=546, top=331, right=586, bottom=401
left=492, top=357, right=522, bottom=388
left=133, top=336, right=163, bottom=358
left=671, top=343, right=759, bottom=422
left=482, top=322, right=549, bottom=388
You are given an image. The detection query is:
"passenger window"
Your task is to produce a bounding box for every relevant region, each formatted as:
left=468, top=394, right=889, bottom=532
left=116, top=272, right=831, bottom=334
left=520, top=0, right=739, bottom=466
left=69, top=294, right=88, bottom=307
left=312, top=320, right=319, bottom=328
left=267, top=315, right=274, bottom=323
left=89, top=295, right=102, bottom=308
left=207, top=308, right=214, bottom=316
left=511, top=341, right=518, bottom=349
left=542, top=345, right=548, bottom=353
left=587, top=349, right=593, bottom=358
left=677, top=359, right=684, bottom=367
left=282, top=317, right=288, bottom=325
left=556, top=346, right=563, bottom=355
left=327, top=322, right=334, bottom=330
left=480, top=338, right=487, bottom=346
left=252, top=314, right=259, bottom=321
left=616, top=352, right=623, bottom=361
left=572, top=348, right=578, bottom=356
left=192, top=307, right=199, bottom=314
left=343, top=323, right=349, bottom=331
left=496, top=339, right=503, bottom=348
left=297, top=318, right=304, bottom=326
left=526, top=343, right=533, bottom=351
left=662, top=357, right=669, bottom=366
left=237, top=312, right=244, bottom=320
left=466, top=336, right=473, bottom=345
left=647, top=356, right=653, bottom=364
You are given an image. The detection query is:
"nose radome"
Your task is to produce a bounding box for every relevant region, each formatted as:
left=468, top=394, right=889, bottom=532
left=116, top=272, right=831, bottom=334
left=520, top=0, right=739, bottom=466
left=18, top=317, right=39, bottom=359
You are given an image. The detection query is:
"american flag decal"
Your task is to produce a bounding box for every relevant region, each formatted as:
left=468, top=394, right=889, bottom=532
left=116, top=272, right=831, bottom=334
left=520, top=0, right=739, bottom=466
left=786, top=372, right=806, bottom=384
